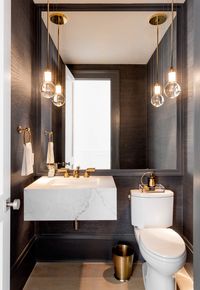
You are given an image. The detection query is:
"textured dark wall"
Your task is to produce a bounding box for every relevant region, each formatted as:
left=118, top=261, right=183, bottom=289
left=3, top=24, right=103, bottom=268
left=68, top=64, right=148, bottom=169
left=11, top=0, right=37, bottom=288
left=35, top=175, right=183, bottom=261
left=183, top=0, right=193, bottom=247
left=147, top=21, right=177, bottom=170
left=39, top=20, right=66, bottom=172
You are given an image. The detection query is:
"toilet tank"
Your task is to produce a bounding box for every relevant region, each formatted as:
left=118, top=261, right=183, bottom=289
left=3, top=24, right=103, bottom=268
left=130, top=190, right=174, bottom=229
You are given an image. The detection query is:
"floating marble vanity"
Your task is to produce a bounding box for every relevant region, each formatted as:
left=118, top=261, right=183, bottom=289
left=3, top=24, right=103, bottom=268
left=24, top=176, right=117, bottom=221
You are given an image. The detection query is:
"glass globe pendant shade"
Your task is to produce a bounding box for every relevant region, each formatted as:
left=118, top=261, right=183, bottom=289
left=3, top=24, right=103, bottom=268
left=151, top=83, right=165, bottom=107
left=41, top=71, right=55, bottom=99
left=52, top=84, right=65, bottom=107
left=164, top=69, right=181, bottom=99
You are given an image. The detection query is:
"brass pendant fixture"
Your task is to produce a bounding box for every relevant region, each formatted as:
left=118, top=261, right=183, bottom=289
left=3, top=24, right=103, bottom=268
left=41, top=0, right=55, bottom=99
left=164, top=0, right=181, bottom=99
left=149, top=13, right=167, bottom=26
left=50, top=13, right=68, bottom=107
left=50, top=12, right=68, bottom=25
left=149, top=13, right=167, bottom=108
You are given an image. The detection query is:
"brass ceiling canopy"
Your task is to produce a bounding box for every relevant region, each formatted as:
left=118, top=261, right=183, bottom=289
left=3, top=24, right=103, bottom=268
left=149, top=13, right=167, bottom=26
left=50, top=12, right=68, bottom=25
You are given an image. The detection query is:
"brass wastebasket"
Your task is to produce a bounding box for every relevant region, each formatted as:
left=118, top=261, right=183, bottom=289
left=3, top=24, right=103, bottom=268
left=112, top=244, right=134, bottom=282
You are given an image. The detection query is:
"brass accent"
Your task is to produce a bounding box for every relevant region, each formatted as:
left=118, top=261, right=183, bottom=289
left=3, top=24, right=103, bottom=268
left=17, top=126, right=32, bottom=144
left=17, top=126, right=30, bottom=134
left=112, top=244, right=134, bottom=282
left=50, top=12, right=68, bottom=25
left=148, top=173, right=156, bottom=189
left=140, top=171, right=156, bottom=191
left=73, top=166, right=80, bottom=178
left=84, top=168, right=96, bottom=178
left=149, top=13, right=167, bottom=26
left=57, top=167, right=70, bottom=178
left=64, top=169, right=70, bottom=178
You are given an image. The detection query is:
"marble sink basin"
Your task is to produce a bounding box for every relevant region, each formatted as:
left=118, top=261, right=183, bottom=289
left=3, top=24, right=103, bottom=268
left=48, top=176, right=101, bottom=188
left=24, top=176, right=117, bottom=221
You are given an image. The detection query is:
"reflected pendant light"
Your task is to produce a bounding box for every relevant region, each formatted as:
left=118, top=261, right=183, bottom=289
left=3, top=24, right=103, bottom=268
left=150, top=14, right=167, bottom=108
left=50, top=13, right=68, bottom=107
left=41, top=0, right=55, bottom=99
left=164, top=0, right=181, bottom=98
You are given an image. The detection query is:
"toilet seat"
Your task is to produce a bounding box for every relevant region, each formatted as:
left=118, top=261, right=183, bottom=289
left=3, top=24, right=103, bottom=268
left=139, top=228, right=186, bottom=259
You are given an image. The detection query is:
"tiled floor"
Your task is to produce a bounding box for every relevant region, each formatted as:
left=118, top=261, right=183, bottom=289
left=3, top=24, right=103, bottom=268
left=23, top=262, right=145, bottom=290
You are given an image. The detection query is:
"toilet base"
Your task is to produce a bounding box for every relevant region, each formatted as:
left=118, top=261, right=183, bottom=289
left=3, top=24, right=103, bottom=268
left=142, top=262, right=176, bottom=290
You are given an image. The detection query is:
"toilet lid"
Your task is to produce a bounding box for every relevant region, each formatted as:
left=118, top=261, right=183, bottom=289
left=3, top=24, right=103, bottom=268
left=139, top=228, right=185, bottom=259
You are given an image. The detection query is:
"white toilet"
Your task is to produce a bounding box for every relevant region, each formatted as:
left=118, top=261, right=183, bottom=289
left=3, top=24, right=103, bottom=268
left=130, top=190, right=186, bottom=290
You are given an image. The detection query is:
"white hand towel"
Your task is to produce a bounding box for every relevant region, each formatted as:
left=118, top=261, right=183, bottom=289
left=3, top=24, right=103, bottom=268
left=46, top=141, right=55, bottom=164
left=21, top=142, right=34, bottom=176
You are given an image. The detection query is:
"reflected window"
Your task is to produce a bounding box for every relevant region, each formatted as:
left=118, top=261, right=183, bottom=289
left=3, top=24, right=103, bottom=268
left=66, top=79, right=111, bottom=169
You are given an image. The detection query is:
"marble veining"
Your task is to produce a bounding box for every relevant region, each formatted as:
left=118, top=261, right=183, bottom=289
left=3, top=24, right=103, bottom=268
left=24, top=176, right=117, bottom=221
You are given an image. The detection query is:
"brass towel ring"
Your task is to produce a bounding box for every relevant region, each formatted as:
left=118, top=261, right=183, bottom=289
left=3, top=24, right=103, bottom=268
left=17, top=126, right=32, bottom=144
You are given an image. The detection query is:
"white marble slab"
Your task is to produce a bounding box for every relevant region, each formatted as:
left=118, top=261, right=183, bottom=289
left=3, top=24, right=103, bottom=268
left=24, top=176, right=117, bottom=221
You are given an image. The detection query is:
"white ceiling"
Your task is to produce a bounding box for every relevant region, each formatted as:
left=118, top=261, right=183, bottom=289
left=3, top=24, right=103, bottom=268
left=35, top=0, right=185, bottom=3
left=42, top=11, right=176, bottom=64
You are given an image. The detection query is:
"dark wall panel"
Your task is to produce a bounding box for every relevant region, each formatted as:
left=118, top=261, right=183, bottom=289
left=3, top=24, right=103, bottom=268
left=147, top=3, right=193, bottom=266
left=147, top=21, right=177, bottom=170
left=11, top=0, right=37, bottom=288
left=183, top=0, right=193, bottom=246
left=68, top=64, right=147, bottom=169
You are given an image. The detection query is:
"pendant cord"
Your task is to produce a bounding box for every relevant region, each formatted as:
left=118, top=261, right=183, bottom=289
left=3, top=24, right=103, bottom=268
left=47, top=0, right=50, bottom=69
left=170, top=0, right=174, bottom=68
left=156, top=16, right=159, bottom=83
left=57, top=25, right=60, bottom=84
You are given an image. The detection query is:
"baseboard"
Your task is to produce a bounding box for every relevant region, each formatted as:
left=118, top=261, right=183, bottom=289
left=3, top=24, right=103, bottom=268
left=182, top=235, right=193, bottom=277
left=11, top=235, right=37, bottom=290
left=35, top=234, right=139, bottom=262
left=183, top=236, right=193, bottom=260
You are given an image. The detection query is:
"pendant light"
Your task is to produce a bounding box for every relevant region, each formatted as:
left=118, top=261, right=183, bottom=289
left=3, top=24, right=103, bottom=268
left=164, top=0, right=181, bottom=98
left=150, top=14, right=167, bottom=108
left=41, top=0, right=55, bottom=99
left=50, top=13, right=67, bottom=107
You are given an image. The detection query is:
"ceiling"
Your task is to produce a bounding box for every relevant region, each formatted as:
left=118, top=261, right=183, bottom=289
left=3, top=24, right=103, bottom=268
left=42, top=11, right=176, bottom=64
left=35, top=0, right=185, bottom=3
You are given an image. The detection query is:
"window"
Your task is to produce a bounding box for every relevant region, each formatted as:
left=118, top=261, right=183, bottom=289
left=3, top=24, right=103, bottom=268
left=72, top=80, right=111, bottom=169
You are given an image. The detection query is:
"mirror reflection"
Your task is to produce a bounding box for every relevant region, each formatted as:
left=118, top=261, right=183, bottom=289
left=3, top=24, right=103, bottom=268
left=40, top=10, right=179, bottom=170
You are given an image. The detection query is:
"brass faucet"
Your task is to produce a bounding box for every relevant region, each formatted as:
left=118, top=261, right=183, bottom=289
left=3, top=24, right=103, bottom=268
left=84, top=168, right=96, bottom=178
left=73, top=166, right=80, bottom=178
left=57, top=167, right=70, bottom=178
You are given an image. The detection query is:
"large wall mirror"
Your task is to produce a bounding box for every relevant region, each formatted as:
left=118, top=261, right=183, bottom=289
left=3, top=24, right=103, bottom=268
left=35, top=4, right=184, bottom=175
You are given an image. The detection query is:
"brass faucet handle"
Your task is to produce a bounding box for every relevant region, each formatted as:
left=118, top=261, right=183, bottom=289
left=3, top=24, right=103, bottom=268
left=87, top=168, right=95, bottom=173
left=84, top=168, right=96, bottom=178
left=73, top=166, right=80, bottom=178
left=57, top=167, right=68, bottom=173
left=64, top=168, right=70, bottom=178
